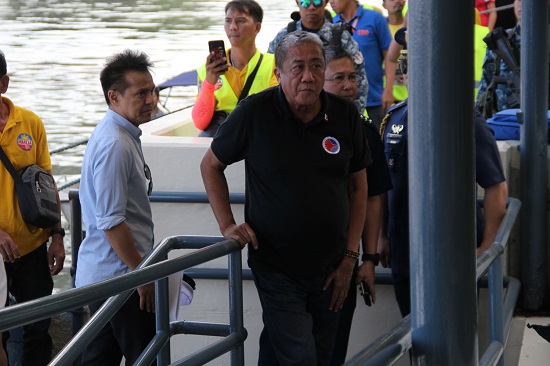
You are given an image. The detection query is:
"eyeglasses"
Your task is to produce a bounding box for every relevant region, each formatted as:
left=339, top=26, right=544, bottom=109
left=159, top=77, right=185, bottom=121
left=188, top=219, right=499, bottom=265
left=325, top=74, right=357, bottom=85
left=299, top=0, right=324, bottom=8
left=144, top=163, right=153, bottom=196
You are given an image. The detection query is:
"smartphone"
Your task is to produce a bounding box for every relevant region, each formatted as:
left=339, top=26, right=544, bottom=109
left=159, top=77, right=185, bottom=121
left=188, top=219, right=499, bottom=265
left=359, top=281, right=372, bottom=307
left=208, top=40, right=226, bottom=64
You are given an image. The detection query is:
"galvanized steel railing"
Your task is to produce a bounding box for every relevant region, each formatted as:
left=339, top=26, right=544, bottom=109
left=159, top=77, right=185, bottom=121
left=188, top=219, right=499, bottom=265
left=344, top=197, right=522, bottom=366
left=0, top=191, right=248, bottom=366
left=0, top=192, right=521, bottom=365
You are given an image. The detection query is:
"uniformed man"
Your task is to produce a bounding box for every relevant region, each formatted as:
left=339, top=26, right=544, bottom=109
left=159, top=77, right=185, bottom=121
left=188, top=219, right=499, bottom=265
left=381, top=28, right=508, bottom=317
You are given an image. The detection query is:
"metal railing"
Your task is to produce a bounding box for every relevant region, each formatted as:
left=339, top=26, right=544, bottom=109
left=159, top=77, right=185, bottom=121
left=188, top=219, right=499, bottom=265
left=0, top=191, right=522, bottom=365
left=0, top=230, right=247, bottom=365
left=345, top=197, right=522, bottom=366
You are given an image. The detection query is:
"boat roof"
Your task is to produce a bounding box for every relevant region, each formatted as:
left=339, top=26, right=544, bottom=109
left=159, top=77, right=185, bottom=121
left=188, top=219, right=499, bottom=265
left=157, top=70, right=198, bottom=90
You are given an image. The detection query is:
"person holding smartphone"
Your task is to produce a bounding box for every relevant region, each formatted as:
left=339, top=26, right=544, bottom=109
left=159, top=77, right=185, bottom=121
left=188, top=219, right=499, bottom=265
left=191, top=0, right=278, bottom=137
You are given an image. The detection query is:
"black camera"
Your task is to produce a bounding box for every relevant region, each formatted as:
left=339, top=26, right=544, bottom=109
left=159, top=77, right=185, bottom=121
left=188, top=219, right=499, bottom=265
left=397, top=50, right=407, bottom=76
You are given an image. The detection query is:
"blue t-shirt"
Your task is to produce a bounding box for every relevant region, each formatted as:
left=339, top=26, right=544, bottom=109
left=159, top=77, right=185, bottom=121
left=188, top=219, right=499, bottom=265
left=333, top=6, right=392, bottom=107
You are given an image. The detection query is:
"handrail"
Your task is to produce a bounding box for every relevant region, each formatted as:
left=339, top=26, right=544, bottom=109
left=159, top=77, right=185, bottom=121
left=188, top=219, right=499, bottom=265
left=0, top=235, right=246, bottom=366
left=476, top=198, right=522, bottom=280
left=344, top=197, right=522, bottom=366
left=0, top=237, right=237, bottom=328
left=149, top=190, right=245, bottom=204
left=17, top=190, right=519, bottom=365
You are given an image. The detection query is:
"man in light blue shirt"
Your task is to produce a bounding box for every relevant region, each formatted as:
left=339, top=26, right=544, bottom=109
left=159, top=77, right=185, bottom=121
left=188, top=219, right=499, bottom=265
left=76, top=49, right=157, bottom=366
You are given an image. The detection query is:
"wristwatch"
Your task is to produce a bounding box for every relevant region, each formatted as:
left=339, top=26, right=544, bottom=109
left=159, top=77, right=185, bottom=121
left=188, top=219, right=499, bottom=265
left=362, top=253, right=380, bottom=266
left=50, top=228, right=65, bottom=238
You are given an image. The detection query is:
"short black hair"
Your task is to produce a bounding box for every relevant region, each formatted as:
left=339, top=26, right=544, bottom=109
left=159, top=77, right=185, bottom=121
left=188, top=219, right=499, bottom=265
left=100, top=49, right=153, bottom=105
left=225, top=0, right=263, bottom=23
left=0, top=50, right=7, bottom=77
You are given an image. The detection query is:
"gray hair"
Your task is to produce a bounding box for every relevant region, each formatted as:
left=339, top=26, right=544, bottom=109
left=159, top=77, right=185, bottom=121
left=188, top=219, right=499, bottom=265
left=274, top=30, right=324, bottom=70
left=324, top=46, right=352, bottom=65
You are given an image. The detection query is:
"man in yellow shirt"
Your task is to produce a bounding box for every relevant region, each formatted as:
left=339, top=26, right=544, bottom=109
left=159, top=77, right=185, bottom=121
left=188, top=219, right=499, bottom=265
left=0, top=50, right=64, bottom=366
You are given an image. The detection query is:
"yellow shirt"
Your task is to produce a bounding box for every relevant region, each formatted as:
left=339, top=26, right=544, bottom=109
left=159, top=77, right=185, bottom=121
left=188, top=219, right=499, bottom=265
left=0, top=97, right=51, bottom=256
left=224, top=59, right=278, bottom=100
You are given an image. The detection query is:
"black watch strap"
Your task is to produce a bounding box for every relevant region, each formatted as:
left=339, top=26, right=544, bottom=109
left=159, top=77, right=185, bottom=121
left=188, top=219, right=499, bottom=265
left=50, top=228, right=65, bottom=237
left=362, top=253, right=380, bottom=265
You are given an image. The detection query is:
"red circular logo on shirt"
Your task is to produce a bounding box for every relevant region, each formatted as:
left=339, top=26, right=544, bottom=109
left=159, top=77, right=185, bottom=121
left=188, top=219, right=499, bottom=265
left=322, top=136, right=340, bottom=154
left=16, top=134, right=33, bottom=151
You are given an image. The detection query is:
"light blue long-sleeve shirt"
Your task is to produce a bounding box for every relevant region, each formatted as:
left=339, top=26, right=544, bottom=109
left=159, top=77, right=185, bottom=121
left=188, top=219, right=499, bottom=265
left=76, top=109, right=154, bottom=288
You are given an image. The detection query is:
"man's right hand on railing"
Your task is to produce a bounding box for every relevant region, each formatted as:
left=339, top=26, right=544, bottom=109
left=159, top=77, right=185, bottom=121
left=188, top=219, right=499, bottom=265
left=222, top=223, right=258, bottom=249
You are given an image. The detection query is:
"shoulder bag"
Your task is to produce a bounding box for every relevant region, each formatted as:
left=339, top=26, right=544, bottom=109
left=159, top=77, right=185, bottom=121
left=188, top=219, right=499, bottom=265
left=0, top=146, right=59, bottom=228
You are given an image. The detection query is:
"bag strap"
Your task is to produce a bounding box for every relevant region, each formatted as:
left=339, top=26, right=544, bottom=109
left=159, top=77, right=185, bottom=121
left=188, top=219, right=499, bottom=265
left=238, top=53, right=264, bottom=103
left=0, top=146, right=22, bottom=183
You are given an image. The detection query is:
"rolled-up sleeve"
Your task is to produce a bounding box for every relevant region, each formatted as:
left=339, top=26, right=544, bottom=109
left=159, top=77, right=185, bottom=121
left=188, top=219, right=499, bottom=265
left=93, top=140, right=130, bottom=230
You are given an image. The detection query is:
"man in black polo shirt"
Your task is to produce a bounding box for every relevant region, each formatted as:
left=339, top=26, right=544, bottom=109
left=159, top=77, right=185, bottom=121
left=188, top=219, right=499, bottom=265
left=201, top=30, right=370, bottom=365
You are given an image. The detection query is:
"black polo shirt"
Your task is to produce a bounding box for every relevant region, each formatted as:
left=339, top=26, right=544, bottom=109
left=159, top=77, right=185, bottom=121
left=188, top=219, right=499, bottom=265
left=212, top=86, right=370, bottom=278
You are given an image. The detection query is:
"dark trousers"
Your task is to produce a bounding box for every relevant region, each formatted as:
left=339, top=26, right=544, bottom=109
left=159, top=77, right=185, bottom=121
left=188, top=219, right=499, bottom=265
left=80, top=291, right=156, bottom=366
left=4, top=242, right=53, bottom=366
left=252, top=269, right=340, bottom=366
left=330, top=264, right=359, bottom=366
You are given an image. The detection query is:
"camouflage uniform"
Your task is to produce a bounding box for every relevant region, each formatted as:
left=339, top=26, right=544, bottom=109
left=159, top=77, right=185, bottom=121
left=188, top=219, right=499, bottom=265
left=268, top=19, right=368, bottom=116
left=475, top=25, right=521, bottom=114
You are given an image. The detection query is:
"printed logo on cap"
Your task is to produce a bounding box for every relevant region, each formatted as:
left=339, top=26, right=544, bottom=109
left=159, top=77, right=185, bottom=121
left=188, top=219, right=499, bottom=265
left=322, top=136, right=340, bottom=155
left=17, top=134, right=33, bottom=151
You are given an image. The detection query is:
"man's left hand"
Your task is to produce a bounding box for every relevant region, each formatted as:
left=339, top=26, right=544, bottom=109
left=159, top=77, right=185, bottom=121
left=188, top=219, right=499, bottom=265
left=47, top=236, right=65, bottom=275
left=323, top=257, right=356, bottom=312
left=356, top=261, right=376, bottom=305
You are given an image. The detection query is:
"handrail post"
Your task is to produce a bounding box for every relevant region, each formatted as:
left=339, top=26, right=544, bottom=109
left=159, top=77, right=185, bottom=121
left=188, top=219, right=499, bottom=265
left=69, top=190, right=85, bottom=366
left=228, top=249, right=245, bottom=366
left=156, top=271, right=172, bottom=365
left=488, top=256, right=504, bottom=366
left=519, top=0, right=549, bottom=311
left=409, top=0, right=478, bottom=364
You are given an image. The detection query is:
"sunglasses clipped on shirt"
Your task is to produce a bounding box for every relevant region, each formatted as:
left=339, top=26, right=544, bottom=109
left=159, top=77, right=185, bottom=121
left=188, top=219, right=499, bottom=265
left=300, top=0, right=324, bottom=8
left=144, top=163, right=153, bottom=196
